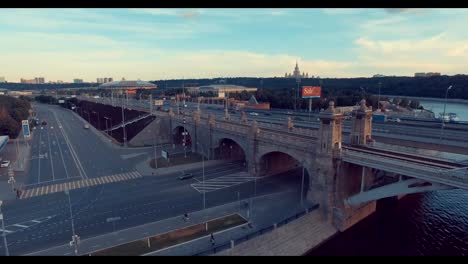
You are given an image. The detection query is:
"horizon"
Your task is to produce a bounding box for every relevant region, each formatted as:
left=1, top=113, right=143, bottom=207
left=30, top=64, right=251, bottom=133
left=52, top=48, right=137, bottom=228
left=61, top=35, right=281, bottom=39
left=2, top=8, right=468, bottom=82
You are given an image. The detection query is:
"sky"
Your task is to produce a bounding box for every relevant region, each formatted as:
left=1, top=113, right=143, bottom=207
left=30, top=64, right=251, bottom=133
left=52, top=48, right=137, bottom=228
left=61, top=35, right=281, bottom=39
left=2, top=8, right=468, bottom=82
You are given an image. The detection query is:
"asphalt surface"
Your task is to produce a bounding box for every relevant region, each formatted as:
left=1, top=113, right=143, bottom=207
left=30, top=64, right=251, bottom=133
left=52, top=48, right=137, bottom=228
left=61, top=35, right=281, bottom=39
left=0, top=103, right=305, bottom=256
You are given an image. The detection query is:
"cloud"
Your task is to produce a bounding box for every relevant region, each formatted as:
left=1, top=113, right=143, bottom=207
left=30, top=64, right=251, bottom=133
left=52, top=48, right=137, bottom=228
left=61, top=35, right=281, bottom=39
left=384, top=8, right=411, bottom=14
left=321, top=8, right=364, bottom=15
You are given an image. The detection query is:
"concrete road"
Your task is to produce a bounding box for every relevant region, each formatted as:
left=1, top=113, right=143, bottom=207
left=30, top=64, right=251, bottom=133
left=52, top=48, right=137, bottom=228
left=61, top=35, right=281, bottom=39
left=0, top=103, right=306, bottom=256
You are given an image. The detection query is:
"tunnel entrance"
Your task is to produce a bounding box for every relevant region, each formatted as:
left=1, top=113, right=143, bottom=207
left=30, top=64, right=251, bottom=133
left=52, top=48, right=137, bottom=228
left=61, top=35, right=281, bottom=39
left=173, top=126, right=192, bottom=147
left=258, top=151, right=310, bottom=198
left=214, top=138, right=246, bottom=161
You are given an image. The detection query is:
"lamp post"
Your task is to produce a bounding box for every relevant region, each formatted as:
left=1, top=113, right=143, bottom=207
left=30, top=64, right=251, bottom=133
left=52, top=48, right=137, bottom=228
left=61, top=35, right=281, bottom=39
left=92, top=111, right=100, bottom=130
left=64, top=188, right=79, bottom=255
left=300, top=161, right=305, bottom=207
left=121, top=90, right=127, bottom=147
left=0, top=201, right=9, bottom=256
left=197, top=142, right=207, bottom=231
left=440, top=85, right=453, bottom=141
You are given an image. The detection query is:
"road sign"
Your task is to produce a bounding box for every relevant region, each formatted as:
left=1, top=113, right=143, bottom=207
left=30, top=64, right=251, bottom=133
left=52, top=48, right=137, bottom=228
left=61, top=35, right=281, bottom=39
left=106, top=217, right=121, bottom=222
left=161, top=150, right=168, bottom=159
left=22, top=120, right=30, bottom=138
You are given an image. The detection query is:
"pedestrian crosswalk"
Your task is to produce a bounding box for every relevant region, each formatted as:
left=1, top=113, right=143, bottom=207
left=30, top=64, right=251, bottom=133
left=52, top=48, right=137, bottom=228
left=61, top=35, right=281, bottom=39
left=0, top=216, right=55, bottom=235
left=191, top=172, right=258, bottom=193
left=20, top=171, right=142, bottom=199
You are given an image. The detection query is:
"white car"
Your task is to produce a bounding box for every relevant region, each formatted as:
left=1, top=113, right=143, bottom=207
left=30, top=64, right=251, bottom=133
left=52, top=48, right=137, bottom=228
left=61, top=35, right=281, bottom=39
left=1, top=160, right=10, bottom=168
left=249, top=112, right=259, bottom=116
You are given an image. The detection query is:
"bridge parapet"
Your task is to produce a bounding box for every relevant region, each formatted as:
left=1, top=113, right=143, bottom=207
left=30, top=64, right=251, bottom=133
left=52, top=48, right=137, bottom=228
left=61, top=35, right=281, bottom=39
left=342, top=150, right=468, bottom=189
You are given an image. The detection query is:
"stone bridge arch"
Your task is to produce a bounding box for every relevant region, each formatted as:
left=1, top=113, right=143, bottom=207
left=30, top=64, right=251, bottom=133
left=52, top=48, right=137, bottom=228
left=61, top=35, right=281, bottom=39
left=172, top=125, right=194, bottom=147
left=212, top=134, right=249, bottom=162
left=256, top=144, right=317, bottom=200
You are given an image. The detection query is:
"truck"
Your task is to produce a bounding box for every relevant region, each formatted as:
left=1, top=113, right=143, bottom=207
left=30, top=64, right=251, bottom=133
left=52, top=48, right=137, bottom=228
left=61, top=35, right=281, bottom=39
left=372, top=114, right=387, bottom=123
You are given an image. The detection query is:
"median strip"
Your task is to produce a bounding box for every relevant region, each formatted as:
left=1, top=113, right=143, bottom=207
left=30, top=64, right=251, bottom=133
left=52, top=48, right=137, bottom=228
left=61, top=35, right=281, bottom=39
left=87, top=213, right=247, bottom=256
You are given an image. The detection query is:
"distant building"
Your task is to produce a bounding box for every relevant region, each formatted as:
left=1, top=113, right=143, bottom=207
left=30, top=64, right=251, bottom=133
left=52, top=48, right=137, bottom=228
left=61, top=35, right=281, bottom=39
left=414, top=72, right=441, bottom=77
left=35, top=77, right=45, bottom=84
left=21, top=78, right=36, bottom=84
left=285, top=61, right=311, bottom=80
left=97, top=77, right=113, bottom=84
left=73, top=79, right=83, bottom=83
left=0, top=77, right=5, bottom=83
left=373, top=74, right=386, bottom=78
left=99, top=80, right=157, bottom=93
left=189, top=84, right=257, bottom=98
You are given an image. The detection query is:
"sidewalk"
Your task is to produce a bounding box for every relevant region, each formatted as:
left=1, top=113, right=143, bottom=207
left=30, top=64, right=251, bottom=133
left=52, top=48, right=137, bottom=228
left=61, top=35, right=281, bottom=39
left=0, top=140, right=29, bottom=201
left=135, top=157, right=228, bottom=177
left=25, top=190, right=307, bottom=256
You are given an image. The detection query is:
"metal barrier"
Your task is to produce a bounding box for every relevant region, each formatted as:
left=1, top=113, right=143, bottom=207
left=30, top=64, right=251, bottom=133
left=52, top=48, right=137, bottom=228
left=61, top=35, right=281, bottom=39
left=192, top=204, right=319, bottom=256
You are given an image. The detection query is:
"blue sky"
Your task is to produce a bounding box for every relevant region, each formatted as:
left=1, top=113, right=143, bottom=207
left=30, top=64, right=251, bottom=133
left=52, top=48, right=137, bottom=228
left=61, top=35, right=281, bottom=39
left=1, top=8, right=468, bottom=82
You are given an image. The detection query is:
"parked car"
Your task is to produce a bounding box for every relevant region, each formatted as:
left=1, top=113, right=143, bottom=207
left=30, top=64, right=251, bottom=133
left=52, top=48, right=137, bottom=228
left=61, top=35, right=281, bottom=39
left=249, top=112, right=259, bottom=116
left=41, top=120, right=47, bottom=126
left=1, top=160, right=11, bottom=168
left=84, top=124, right=90, bottom=129
left=263, top=113, right=272, bottom=116
left=179, top=172, right=194, bottom=180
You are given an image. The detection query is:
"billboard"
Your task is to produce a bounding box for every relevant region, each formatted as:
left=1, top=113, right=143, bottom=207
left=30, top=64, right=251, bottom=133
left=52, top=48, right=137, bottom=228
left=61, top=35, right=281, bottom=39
left=125, top=89, right=137, bottom=95
left=302, top=86, right=321, bottom=99
left=154, top=100, right=164, bottom=106
left=22, top=120, right=30, bottom=138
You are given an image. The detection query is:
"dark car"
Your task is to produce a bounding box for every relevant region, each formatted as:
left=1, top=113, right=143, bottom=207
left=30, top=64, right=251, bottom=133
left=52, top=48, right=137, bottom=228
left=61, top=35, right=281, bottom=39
left=179, top=172, right=194, bottom=180
left=263, top=113, right=272, bottom=116
left=41, top=120, right=47, bottom=126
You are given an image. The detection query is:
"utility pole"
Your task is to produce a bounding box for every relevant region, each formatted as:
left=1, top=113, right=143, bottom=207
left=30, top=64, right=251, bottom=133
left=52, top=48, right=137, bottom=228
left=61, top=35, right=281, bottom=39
left=0, top=201, right=9, bottom=256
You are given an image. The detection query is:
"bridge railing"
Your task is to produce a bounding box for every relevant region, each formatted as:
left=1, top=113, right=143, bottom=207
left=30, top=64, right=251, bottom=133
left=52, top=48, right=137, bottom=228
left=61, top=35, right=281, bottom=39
left=342, top=150, right=468, bottom=186
left=192, top=204, right=320, bottom=256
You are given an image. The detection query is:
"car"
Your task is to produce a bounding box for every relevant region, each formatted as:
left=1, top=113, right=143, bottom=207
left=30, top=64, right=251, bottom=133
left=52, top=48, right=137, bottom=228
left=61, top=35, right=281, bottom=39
left=286, top=111, right=293, bottom=115
left=249, top=112, right=259, bottom=116
left=41, top=121, right=47, bottom=125
left=263, top=113, right=272, bottom=116
left=84, top=124, right=90, bottom=129
left=1, top=160, right=10, bottom=168
left=293, top=117, right=303, bottom=121
left=387, top=118, right=401, bottom=123
left=179, top=172, right=193, bottom=180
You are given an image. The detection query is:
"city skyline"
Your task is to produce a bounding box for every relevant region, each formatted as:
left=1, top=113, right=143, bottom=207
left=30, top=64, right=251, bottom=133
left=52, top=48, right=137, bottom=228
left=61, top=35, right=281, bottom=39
left=2, top=8, right=468, bottom=81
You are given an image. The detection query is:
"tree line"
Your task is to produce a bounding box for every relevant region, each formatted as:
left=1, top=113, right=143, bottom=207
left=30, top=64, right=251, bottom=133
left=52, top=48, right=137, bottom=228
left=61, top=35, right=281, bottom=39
left=0, top=95, right=31, bottom=138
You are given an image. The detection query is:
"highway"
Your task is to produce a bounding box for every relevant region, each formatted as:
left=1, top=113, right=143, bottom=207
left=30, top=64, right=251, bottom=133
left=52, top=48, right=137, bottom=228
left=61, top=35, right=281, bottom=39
left=0, top=103, right=305, bottom=256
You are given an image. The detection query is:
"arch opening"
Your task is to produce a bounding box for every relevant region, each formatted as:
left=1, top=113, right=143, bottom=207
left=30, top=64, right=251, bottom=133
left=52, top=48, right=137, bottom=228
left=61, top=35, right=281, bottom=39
left=258, top=151, right=310, bottom=199
left=173, top=126, right=192, bottom=147
left=214, top=138, right=246, bottom=162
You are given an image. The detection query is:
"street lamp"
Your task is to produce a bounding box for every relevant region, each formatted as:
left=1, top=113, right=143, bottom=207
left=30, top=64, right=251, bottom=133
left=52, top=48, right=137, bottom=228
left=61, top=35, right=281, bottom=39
left=65, top=188, right=79, bottom=256
left=196, top=142, right=207, bottom=231
left=440, top=85, right=453, bottom=141
left=92, top=111, right=100, bottom=130
left=0, top=201, right=9, bottom=256
left=300, top=160, right=305, bottom=207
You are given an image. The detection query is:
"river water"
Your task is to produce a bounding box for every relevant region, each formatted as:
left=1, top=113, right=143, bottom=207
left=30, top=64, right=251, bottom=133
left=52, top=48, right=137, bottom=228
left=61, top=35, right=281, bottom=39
left=417, top=99, right=468, bottom=121
left=308, top=146, right=468, bottom=256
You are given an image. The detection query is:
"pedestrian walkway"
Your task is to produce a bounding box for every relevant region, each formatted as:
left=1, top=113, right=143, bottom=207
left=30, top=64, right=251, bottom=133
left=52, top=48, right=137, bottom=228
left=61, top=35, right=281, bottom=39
left=20, top=171, right=142, bottom=199
left=215, top=210, right=337, bottom=256
left=191, top=172, right=258, bottom=193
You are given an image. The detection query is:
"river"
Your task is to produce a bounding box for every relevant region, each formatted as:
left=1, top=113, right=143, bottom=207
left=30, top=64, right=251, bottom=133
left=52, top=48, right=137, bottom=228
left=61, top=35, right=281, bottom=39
left=308, top=146, right=468, bottom=256
left=418, top=99, right=468, bottom=122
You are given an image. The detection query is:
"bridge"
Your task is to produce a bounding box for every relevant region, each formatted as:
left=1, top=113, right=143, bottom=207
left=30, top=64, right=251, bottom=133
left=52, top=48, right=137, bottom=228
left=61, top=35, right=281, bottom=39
left=76, top=96, right=468, bottom=232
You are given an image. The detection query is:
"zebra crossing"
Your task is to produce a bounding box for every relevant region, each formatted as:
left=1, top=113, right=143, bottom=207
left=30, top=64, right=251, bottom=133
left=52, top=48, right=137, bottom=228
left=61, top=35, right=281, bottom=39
left=191, top=172, right=258, bottom=193
left=20, top=171, right=142, bottom=199
left=0, top=216, right=55, bottom=235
